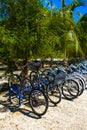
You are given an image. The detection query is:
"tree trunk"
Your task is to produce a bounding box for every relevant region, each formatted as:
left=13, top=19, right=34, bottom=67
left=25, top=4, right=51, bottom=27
left=22, top=57, right=28, bottom=79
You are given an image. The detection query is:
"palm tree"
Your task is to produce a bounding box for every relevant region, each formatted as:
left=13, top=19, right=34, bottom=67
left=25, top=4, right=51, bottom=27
left=56, top=0, right=87, bottom=59
left=77, top=14, right=87, bottom=57
left=69, top=0, right=87, bottom=18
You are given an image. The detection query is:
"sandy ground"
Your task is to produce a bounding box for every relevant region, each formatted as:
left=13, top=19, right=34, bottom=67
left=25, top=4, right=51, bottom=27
left=0, top=62, right=87, bottom=130
left=0, top=89, right=87, bottom=130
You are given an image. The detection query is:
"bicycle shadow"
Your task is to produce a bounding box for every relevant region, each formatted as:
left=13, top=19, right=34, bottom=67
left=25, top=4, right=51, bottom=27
left=0, top=91, right=41, bottom=119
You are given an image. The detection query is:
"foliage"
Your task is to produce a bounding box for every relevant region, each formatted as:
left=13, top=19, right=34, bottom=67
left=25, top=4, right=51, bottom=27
left=0, top=0, right=87, bottom=74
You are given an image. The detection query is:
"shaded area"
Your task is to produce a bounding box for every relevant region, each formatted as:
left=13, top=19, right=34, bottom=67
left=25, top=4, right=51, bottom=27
left=0, top=92, right=41, bottom=119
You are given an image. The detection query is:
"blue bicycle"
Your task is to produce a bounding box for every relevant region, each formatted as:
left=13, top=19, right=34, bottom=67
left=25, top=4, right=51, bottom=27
left=8, top=62, right=48, bottom=117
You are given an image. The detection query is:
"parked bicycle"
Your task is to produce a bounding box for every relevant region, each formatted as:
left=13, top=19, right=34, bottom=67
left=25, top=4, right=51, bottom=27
left=8, top=61, right=48, bottom=117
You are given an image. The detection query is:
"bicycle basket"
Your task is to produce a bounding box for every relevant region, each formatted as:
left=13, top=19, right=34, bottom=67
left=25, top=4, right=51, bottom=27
left=28, top=60, right=42, bottom=71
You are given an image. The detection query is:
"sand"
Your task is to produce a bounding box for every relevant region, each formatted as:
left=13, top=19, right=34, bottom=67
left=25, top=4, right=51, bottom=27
left=0, top=89, right=87, bottom=130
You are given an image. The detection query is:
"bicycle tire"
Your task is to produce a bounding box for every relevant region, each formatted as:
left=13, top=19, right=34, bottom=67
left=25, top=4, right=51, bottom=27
left=62, top=78, right=79, bottom=100
left=46, top=84, right=62, bottom=105
left=42, top=68, right=50, bottom=77
left=8, top=74, right=22, bottom=107
left=29, top=71, right=37, bottom=80
left=29, top=88, right=48, bottom=117
left=72, top=76, right=85, bottom=96
left=71, top=72, right=86, bottom=89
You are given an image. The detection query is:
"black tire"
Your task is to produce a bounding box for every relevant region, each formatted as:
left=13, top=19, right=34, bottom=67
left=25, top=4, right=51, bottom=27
left=62, top=78, right=79, bottom=100
left=29, top=88, right=48, bottom=116
left=79, top=75, right=86, bottom=89
left=83, top=74, right=87, bottom=88
left=42, top=69, right=50, bottom=77
left=8, top=74, right=22, bottom=107
left=46, top=84, right=62, bottom=105
left=73, top=76, right=85, bottom=96
left=29, top=71, right=37, bottom=81
left=72, top=73, right=86, bottom=89
left=29, top=70, right=43, bottom=82
left=8, top=74, right=21, bottom=87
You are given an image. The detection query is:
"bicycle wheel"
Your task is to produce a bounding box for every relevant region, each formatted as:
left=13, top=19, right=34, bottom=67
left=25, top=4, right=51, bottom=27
left=42, top=69, right=50, bottom=76
left=8, top=74, right=22, bottom=107
left=82, top=73, right=87, bottom=88
left=62, top=78, right=79, bottom=100
left=29, top=88, right=48, bottom=116
left=71, top=72, right=86, bottom=90
left=73, top=76, right=85, bottom=96
left=46, top=83, right=62, bottom=105
left=29, top=71, right=38, bottom=81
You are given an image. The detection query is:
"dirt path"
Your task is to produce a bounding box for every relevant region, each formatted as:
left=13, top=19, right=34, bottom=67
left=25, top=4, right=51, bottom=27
left=0, top=89, right=87, bottom=130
